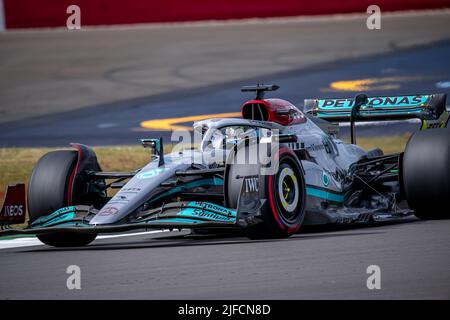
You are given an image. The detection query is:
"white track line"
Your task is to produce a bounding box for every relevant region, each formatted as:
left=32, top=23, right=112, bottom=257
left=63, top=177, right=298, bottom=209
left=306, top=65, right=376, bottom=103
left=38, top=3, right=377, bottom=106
left=0, top=229, right=171, bottom=250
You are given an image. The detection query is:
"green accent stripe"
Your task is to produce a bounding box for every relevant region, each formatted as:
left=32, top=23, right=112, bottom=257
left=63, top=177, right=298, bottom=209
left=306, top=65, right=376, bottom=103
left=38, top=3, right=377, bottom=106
left=149, top=177, right=223, bottom=203
left=306, top=186, right=344, bottom=203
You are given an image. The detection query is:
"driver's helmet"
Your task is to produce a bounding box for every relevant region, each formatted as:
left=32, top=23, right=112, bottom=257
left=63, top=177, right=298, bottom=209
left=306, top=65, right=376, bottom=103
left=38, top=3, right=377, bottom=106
left=225, top=126, right=245, bottom=140
left=209, top=129, right=224, bottom=149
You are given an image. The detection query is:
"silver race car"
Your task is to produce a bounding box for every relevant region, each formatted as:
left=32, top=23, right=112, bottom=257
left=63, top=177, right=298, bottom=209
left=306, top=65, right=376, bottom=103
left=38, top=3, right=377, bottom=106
left=1, top=84, right=449, bottom=246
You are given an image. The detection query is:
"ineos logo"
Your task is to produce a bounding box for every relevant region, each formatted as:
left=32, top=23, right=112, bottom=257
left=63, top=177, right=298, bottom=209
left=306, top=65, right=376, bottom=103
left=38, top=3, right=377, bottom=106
left=4, top=205, right=24, bottom=217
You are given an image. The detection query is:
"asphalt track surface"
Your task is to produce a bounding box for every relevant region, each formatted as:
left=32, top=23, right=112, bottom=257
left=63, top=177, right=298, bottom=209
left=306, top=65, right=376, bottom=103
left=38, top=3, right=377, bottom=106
left=0, top=219, right=449, bottom=299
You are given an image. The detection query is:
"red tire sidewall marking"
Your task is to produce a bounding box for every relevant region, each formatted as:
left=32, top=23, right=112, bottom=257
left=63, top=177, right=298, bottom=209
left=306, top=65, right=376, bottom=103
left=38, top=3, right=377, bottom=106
left=267, top=147, right=301, bottom=234
left=67, top=145, right=82, bottom=206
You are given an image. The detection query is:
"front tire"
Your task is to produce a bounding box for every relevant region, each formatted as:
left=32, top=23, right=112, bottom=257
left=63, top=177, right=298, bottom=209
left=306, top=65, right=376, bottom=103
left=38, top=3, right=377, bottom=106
left=225, top=146, right=306, bottom=239
left=28, top=150, right=97, bottom=247
left=37, top=233, right=97, bottom=247
left=246, top=149, right=306, bottom=239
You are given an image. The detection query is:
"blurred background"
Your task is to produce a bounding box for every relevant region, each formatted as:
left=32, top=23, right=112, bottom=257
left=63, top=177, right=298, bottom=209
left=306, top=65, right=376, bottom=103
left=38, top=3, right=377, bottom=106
left=0, top=0, right=450, bottom=199
left=2, top=0, right=449, bottom=28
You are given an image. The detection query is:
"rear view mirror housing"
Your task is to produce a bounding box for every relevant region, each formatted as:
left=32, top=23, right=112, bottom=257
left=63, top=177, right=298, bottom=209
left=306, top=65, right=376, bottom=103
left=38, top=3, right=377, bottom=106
left=141, top=137, right=164, bottom=166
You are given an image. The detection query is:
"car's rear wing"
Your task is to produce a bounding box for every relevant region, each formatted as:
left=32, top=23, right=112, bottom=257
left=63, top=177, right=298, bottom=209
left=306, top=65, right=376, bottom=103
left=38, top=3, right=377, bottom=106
left=304, top=94, right=449, bottom=129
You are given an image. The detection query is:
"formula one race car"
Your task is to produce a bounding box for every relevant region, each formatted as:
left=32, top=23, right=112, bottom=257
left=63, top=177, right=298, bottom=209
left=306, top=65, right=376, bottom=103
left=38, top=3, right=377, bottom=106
left=1, top=84, right=449, bottom=247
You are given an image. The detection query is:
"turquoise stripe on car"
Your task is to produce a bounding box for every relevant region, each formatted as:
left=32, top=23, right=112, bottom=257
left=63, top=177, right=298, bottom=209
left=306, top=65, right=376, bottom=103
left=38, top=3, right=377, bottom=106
left=178, top=207, right=236, bottom=222
left=146, top=218, right=202, bottom=224
left=149, top=177, right=223, bottom=203
left=306, top=186, right=345, bottom=203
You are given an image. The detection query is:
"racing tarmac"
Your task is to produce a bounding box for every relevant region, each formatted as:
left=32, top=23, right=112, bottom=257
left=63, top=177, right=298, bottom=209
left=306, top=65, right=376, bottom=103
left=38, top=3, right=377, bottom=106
left=0, top=219, right=449, bottom=299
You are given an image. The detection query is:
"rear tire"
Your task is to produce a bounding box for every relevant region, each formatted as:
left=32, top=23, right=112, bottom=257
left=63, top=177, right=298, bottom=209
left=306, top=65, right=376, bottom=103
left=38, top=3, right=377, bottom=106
left=402, top=128, right=450, bottom=219
left=28, top=150, right=97, bottom=247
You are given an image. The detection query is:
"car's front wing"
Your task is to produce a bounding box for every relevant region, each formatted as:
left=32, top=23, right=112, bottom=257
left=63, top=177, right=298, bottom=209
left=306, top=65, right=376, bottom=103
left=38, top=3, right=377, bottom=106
left=0, top=201, right=243, bottom=236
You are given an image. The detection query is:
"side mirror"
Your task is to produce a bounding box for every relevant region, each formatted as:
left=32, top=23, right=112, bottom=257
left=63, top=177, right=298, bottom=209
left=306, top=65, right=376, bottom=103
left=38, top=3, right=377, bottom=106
left=141, top=137, right=164, bottom=166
